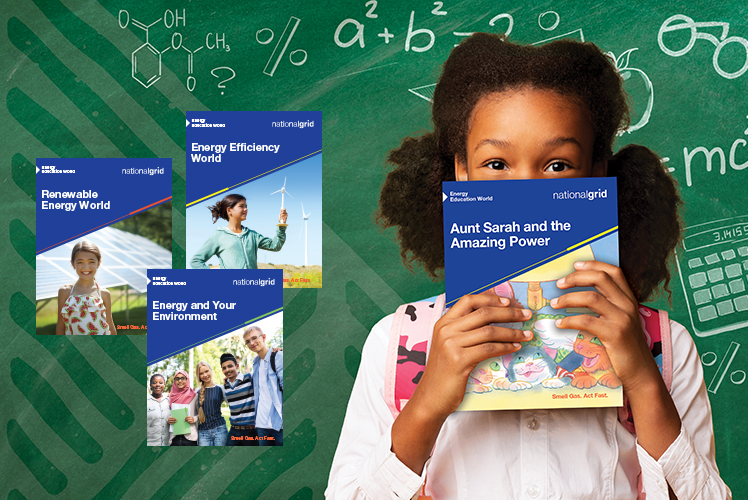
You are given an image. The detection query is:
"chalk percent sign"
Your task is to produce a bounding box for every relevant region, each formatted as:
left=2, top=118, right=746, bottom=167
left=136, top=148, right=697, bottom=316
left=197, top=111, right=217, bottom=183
left=256, top=16, right=308, bottom=77
left=702, top=341, right=746, bottom=394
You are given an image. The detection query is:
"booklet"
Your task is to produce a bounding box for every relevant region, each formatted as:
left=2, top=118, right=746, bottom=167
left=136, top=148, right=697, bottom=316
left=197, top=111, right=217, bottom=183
left=443, top=177, right=622, bottom=410
left=170, top=406, right=190, bottom=435
left=186, top=111, right=322, bottom=287
left=35, top=158, right=172, bottom=335
left=146, top=269, right=283, bottom=445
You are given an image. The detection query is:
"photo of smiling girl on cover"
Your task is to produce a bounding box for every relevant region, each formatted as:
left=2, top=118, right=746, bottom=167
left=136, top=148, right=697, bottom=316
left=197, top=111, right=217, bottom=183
left=189, top=193, right=288, bottom=270
left=56, top=241, right=117, bottom=335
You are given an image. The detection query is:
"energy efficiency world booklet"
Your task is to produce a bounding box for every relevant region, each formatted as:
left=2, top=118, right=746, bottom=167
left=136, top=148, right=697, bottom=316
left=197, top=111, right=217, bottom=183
left=185, top=111, right=322, bottom=287
left=443, top=177, right=623, bottom=410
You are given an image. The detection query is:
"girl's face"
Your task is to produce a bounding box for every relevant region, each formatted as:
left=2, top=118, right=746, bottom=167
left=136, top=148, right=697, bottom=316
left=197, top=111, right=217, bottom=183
left=150, top=376, right=165, bottom=396
left=71, top=251, right=100, bottom=280
left=227, top=200, right=248, bottom=222
left=198, top=365, right=212, bottom=384
left=174, top=374, right=187, bottom=389
left=455, top=89, right=606, bottom=181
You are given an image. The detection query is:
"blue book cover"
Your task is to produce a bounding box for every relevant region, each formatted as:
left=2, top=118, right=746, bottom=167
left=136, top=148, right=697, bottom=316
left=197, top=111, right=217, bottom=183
left=443, top=177, right=623, bottom=410
left=186, top=111, right=321, bottom=287
left=35, top=158, right=172, bottom=335
left=146, top=269, right=283, bottom=445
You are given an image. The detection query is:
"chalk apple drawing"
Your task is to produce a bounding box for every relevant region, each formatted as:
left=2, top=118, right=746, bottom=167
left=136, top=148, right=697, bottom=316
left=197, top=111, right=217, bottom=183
left=606, top=48, right=653, bottom=135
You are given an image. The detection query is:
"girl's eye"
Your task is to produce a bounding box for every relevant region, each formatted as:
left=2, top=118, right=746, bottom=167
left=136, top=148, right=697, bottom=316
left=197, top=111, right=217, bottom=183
left=545, top=161, right=573, bottom=172
left=485, top=160, right=508, bottom=170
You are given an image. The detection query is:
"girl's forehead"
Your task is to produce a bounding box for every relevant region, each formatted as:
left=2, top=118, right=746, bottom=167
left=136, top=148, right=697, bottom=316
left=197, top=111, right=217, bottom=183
left=74, top=250, right=99, bottom=261
left=467, top=89, right=594, bottom=148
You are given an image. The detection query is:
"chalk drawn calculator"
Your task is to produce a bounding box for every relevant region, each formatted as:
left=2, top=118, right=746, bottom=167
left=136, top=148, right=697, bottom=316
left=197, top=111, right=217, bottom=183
left=676, top=216, right=748, bottom=337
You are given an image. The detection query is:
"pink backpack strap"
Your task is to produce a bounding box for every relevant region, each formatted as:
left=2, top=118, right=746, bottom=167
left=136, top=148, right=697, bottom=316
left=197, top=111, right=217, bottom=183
left=617, top=305, right=673, bottom=436
left=385, top=295, right=446, bottom=419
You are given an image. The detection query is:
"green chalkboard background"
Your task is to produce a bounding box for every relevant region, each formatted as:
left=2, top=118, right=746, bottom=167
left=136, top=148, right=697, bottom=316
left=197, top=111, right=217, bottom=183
left=2, top=0, right=747, bottom=498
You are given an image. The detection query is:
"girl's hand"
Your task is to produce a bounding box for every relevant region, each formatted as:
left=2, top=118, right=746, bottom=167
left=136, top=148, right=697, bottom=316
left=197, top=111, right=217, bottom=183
left=552, top=261, right=661, bottom=392
left=412, top=293, right=532, bottom=420
left=185, top=416, right=195, bottom=424
left=272, top=346, right=282, bottom=353
left=554, top=260, right=682, bottom=462
left=167, top=417, right=177, bottom=424
left=279, top=209, right=288, bottom=224
left=392, top=293, right=531, bottom=474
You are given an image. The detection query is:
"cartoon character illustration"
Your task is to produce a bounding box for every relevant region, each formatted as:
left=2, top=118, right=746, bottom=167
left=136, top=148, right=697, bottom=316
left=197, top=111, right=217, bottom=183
left=498, top=345, right=569, bottom=391
left=571, top=331, right=621, bottom=389
left=533, top=317, right=584, bottom=376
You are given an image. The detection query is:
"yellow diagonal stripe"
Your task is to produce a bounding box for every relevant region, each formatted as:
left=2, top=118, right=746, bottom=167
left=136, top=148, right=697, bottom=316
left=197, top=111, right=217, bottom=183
left=186, top=150, right=322, bottom=207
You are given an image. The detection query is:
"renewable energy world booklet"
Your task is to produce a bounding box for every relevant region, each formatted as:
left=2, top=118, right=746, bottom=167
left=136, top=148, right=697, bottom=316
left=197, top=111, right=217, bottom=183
left=443, top=177, right=622, bottom=410
left=35, top=158, right=172, bottom=335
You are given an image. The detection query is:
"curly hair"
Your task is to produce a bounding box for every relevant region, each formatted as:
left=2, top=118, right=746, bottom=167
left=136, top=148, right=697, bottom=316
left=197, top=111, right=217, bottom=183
left=377, top=33, right=682, bottom=303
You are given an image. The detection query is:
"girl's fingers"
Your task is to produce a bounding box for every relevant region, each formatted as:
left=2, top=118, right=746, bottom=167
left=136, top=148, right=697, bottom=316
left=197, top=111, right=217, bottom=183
left=451, top=305, right=532, bottom=332
left=464, top=341, right=523, bottom=366
left=458, top=324, right=533, bottom=347
left=557, top=269, right=632, bottom=308
left=442, top=293, right=510, bottom=319
left=554, top=313, right=603, bottom=335
left=560, top=261, right=637, bottom=303
left=551, top=290, right=619, bottom=318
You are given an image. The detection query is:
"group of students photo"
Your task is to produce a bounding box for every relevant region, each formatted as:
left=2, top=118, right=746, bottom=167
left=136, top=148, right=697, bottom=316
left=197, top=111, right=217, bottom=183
left=147, top=323, right=283, bottom=447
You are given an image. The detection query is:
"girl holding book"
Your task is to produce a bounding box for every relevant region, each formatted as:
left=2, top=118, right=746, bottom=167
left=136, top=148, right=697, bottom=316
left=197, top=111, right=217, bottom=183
left=56, top=240, right=117, bottom=335
left=190, top=193, right=288, bottom=270
left=167, top=370, right=198, bottom=446
left=326, top=34, right=730, bottom=499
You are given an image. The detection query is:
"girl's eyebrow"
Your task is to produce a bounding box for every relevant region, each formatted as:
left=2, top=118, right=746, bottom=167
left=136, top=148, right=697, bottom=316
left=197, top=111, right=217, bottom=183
left=474, top=138, right=511, bottom=151
left=543, top=136, right=583, bottom=149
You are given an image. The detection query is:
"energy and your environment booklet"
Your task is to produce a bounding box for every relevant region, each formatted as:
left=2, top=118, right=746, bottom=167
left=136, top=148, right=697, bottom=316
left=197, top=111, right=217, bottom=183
left=443, top=177, right=622, bottom=410
left=35, top=158, right=172, bottom=335
left=185, top=111, right=322, bottom=287
left=146, top=269, right=283, bottom=443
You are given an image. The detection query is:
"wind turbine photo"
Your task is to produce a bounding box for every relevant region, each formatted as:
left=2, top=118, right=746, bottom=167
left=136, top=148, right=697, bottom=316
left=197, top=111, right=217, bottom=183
left=271, top=176, right=292, bottom=227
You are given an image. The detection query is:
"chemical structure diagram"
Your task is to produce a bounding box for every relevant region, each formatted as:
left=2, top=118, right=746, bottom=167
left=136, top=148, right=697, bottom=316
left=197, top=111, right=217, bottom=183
left=118, top=9, right=233, bottom=93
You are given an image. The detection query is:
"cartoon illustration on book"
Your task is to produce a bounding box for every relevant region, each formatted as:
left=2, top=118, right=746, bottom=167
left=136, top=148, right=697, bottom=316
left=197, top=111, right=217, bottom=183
left=459, top=241, right=622, bottom=409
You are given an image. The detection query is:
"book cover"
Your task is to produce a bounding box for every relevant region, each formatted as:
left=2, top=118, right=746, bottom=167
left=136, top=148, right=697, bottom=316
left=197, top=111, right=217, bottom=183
left=146, top=269, right=283, bottom=446
left=443, top=177, right=622, bottom=410
left=186, top=111, right=322, bottom=287
left=35, top=158, right=172, bottom=335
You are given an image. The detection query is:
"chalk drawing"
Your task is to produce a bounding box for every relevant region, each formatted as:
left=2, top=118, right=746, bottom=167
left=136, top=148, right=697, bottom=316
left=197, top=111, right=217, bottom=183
left=432, top=2, right=448, bottom=16
left=262, top=17, right=307, bottom=77
left=211, top=67, right=235, bottom=95
left=702, top=342, right=745, bottom=393
left=682, top=120, right=748, bottom=186
left=606, top=48, right=653, bottom=135
left=407, top=83, right=436, bottom=102
left=119, top=9, right=231, bottom=92
left=538, top=11, right=560, bottom=31
left=658, top=14, right=748, bottom=79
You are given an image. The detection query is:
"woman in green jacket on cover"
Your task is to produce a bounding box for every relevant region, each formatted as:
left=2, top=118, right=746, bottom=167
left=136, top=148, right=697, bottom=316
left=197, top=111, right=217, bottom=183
left=190, top=193, right=287, bottom=269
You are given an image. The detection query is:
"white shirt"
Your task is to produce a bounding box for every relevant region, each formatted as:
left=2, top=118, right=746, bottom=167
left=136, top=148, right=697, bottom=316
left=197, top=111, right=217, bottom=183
left=325, top=314, right=731, bottom=500
left=146, top=394, right=170, bottom=446
left=256, top=354, right=273, bottom=428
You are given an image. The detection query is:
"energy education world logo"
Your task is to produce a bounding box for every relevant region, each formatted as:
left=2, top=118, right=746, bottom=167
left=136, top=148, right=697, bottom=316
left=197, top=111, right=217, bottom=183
left=149, top=276, right=187, bottom=286
left=38, top=164, right=75, bottom=174
left=187, top=117, right=226, bottom=128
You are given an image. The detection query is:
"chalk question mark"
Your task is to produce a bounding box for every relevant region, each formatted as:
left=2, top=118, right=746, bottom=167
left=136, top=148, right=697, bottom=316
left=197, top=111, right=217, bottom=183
left=211, top=67, right=236, bottom=95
